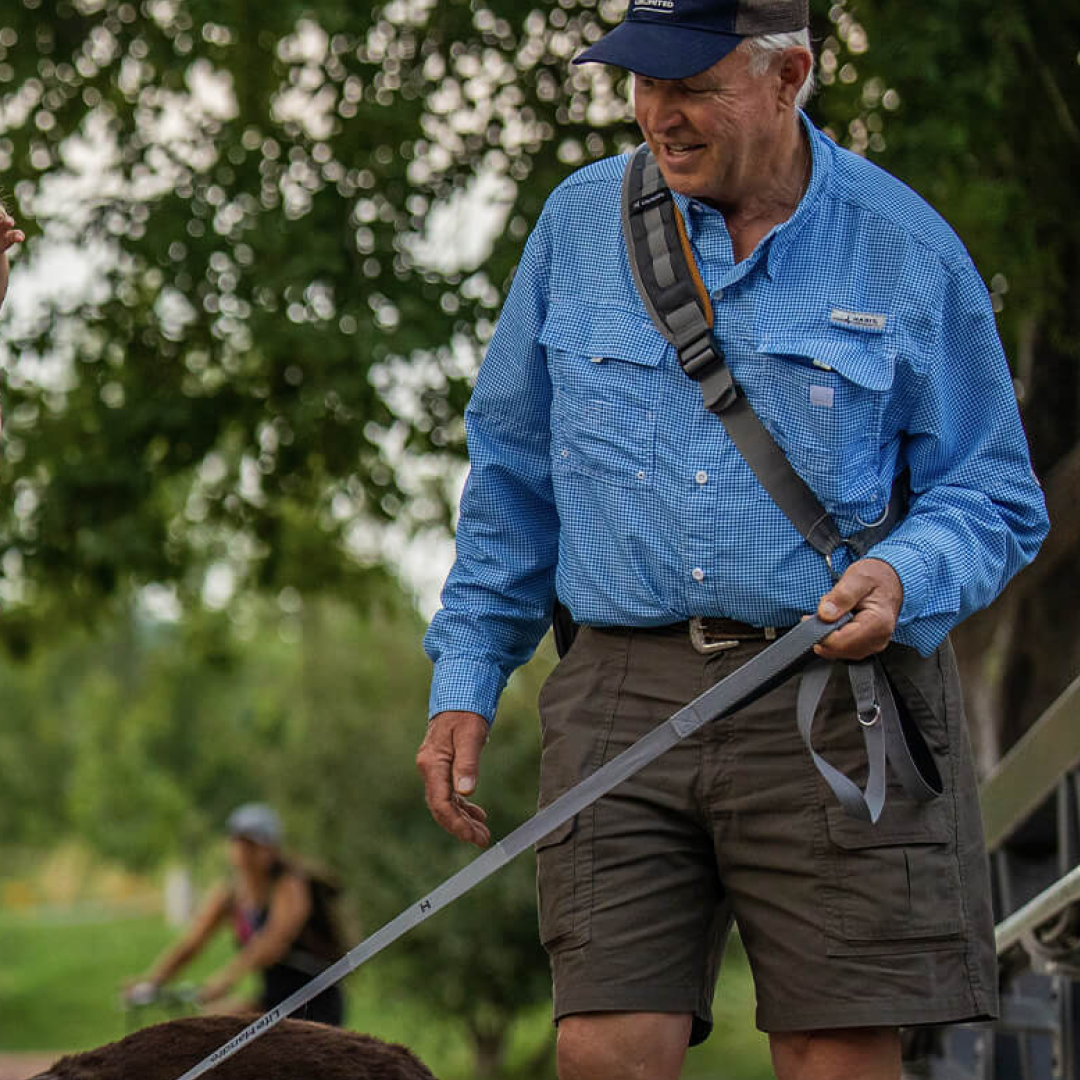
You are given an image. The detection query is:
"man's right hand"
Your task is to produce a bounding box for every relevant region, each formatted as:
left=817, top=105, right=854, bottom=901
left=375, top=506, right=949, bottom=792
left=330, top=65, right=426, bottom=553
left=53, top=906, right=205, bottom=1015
left=416, top=711, right=491, bottom=848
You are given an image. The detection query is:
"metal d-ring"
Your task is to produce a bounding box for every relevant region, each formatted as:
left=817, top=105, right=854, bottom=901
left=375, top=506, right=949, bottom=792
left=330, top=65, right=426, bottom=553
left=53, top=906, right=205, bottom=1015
left=859, top=703, right=882, bottom=728
left=856, top=499, right=891, bottom=529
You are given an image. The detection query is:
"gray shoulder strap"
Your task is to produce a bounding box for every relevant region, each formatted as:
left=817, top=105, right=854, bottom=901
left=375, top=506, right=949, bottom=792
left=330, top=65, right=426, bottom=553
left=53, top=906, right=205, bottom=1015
left=621, top=143, right=904, bottom=561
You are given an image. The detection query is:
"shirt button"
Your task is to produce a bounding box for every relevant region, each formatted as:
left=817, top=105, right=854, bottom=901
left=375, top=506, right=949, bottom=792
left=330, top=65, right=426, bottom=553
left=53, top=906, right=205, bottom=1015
left=711, top=288, right=724, bottom=301
left=695, top=470, right=708, bottom=485
left=636, top=470, right=646, bottom=480
left=561, top=449, right=569, bottom=458
left=691, top=567, right=705, bottom=582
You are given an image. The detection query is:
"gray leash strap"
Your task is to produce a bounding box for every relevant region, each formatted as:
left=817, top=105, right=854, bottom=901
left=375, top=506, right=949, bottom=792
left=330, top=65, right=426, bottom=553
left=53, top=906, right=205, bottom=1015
left=796, top=656, right=943, bottom=823
left=798, top=659, right=887, bottom=823
left=172, top=614, right=848, bottom=1080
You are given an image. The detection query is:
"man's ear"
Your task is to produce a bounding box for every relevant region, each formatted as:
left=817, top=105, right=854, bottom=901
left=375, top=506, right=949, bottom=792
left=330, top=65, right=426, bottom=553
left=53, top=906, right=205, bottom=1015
left=776, top=48, right=813, bottom=108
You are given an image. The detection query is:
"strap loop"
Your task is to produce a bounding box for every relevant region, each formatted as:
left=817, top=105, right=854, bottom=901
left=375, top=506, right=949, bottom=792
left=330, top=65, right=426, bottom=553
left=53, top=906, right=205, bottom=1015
left=796, top=658, right=942, bottom=824
left=696, top=363, right=739, bottom=413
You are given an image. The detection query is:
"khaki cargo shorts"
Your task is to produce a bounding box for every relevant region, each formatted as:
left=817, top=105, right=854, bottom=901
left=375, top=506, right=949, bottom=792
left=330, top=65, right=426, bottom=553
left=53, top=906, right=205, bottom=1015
left=535, top=624, right=998, bottom=1043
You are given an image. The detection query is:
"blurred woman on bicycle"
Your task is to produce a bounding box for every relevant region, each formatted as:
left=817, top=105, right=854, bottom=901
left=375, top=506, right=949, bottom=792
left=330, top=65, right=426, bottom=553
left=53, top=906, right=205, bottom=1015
left=126, top=804, right=347, bottom=1026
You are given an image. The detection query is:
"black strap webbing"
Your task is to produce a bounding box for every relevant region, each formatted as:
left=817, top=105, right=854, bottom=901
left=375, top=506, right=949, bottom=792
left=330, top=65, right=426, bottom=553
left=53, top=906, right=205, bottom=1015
left=620, top=144, right=940, bottom=822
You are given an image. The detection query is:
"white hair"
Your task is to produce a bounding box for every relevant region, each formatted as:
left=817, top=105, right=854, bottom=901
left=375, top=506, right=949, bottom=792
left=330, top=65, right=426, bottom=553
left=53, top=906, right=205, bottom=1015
left=739, top=29, right=816, bottom=109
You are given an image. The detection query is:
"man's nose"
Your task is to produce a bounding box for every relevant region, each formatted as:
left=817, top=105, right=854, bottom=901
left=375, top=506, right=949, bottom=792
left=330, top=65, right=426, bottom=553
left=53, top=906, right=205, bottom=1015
left=645, top=88, right=685, bottom=132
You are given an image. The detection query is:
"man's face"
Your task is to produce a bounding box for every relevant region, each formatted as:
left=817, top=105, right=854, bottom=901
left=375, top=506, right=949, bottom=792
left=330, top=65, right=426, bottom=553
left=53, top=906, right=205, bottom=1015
left=633, top=47, right=788, bottom=208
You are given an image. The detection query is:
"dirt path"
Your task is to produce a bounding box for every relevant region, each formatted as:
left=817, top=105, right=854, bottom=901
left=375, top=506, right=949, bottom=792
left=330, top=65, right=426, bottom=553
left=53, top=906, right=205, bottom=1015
left=0, top=1054, right=58, bottom=1079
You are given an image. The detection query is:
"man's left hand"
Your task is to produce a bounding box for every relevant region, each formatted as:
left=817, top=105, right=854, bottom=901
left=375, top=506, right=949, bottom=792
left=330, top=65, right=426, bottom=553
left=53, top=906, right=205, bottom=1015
left=813, top=557, right=903, bottom=660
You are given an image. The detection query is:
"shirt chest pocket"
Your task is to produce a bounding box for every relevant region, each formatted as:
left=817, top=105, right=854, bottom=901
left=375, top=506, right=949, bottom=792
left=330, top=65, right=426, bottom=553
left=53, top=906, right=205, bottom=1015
left=540, top=304, right=666, bottom=489
left=752, top=333, right=896, bottom=518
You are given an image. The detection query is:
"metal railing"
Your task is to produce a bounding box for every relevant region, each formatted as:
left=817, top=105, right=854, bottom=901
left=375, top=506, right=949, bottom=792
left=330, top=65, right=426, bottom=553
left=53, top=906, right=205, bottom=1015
left=914, top=671, right=1080, bottom=1079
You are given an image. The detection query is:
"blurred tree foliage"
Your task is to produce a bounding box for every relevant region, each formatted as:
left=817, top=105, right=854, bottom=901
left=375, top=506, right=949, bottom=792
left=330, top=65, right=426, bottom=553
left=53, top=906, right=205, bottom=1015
left=0, top=590, right=557, bottom=1078
left=0, top=0, right=1075, bottom=743
left=0, top=0, right=1074, bottom=753
left=0, top=0, right=637, bottom=653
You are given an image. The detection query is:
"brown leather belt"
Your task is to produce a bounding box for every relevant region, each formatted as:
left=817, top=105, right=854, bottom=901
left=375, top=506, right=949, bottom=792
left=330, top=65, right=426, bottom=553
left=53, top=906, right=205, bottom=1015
left=603, top=617, right=790, bottom=655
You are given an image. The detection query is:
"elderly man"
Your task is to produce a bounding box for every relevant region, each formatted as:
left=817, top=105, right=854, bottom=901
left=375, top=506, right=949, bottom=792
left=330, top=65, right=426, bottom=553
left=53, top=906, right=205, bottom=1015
left=418, top=2, right=1048, bottom=1077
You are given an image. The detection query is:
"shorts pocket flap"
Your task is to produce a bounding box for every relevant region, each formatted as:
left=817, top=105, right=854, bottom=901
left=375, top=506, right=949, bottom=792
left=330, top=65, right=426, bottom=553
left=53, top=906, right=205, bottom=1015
left=825, top=802, right=963, bottom=950
left=534, top=816, right=575, bottom=852
left=826, top=803, right=951, bottom=850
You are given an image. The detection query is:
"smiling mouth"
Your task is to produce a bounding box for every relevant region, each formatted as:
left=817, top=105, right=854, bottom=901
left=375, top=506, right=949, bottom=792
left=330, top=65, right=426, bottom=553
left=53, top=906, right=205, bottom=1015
left=661, top=143, right=705, bottom=158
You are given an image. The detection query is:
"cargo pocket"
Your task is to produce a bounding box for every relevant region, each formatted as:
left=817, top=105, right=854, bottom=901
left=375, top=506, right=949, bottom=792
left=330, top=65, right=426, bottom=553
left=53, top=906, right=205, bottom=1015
left=824, top=800, right=963, bottom=957
left=536, top=817, right=591, bottom=952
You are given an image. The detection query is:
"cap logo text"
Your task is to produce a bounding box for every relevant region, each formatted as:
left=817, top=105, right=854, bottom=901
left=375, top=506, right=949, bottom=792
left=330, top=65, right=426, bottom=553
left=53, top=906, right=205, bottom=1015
left=632, top=0, right=676, bottom=12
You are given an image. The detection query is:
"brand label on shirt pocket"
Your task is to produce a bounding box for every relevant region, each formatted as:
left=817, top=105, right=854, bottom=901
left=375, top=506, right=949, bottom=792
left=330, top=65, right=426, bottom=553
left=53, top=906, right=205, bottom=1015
left=829, top=307, right=889, bottom=332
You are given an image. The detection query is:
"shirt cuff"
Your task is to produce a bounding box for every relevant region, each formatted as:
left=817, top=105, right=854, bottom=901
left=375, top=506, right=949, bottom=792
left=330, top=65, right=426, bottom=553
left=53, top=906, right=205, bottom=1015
left=428, top=655, right=506, bottom=726
left=863, top=539, right=930, bottom=626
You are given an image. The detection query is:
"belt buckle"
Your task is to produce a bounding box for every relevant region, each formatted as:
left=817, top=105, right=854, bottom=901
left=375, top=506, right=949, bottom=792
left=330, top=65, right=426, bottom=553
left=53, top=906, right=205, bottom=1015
left=689, top=617, right=740, bottom=655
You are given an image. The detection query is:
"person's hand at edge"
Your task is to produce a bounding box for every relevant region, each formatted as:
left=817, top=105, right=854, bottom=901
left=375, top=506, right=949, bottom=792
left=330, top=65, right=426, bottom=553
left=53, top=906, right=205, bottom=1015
left=812, top=557, right=903, bottom=660
left=416, top=711, right=491, bottom=848
left=0, top=208, right=24, bottom=254
left=0, top=206, right=24, bottom=310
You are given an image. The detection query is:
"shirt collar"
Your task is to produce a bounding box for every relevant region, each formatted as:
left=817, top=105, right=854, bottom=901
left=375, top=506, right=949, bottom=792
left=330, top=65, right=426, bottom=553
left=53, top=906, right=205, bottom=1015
left=765, top=111, right=831, bottom=280
left=668, top=112, right=831, bottom=282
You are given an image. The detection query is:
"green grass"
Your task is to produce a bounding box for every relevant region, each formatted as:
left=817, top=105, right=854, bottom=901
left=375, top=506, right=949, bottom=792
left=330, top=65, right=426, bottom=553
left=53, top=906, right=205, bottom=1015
left=0, top=907, right=774, bottom=1078
left=0, top=906, right=234, bottom=1052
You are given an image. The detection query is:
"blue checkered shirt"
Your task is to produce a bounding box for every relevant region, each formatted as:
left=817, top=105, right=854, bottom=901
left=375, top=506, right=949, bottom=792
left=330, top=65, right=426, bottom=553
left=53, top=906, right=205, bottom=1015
left=425, top=116, right=1049, bottom=724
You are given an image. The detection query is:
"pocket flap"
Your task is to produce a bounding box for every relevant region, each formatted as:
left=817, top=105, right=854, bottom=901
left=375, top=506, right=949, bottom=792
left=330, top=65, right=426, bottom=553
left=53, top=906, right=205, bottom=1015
left=540, top=301, right=666, bottom=369
left=534, top=816, right=576, bottom=852
left=826, top=801, right=950, bottom=850
left=759, top=333, right=896, bottom=391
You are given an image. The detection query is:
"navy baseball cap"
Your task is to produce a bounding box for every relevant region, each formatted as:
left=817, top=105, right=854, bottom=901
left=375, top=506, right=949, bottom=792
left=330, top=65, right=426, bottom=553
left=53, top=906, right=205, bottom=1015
left=574, top=0, right=809, bottom=80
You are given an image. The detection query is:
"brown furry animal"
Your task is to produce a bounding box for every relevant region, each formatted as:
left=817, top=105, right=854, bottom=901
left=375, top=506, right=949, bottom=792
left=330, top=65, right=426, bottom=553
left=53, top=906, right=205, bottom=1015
left=30, top=1015, right=437, bottom=1080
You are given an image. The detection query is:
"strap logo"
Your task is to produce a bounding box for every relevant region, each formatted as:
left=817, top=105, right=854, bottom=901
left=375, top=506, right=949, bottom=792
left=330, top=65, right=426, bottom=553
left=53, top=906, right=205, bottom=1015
left=829, top=307, right=888, bottom=332
left=630, top=189, right=673, bottom=215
